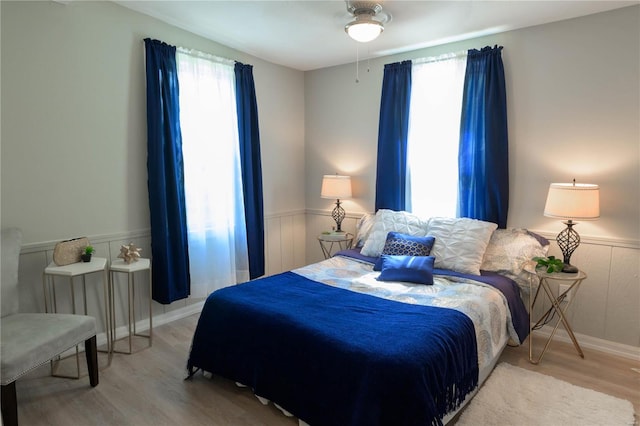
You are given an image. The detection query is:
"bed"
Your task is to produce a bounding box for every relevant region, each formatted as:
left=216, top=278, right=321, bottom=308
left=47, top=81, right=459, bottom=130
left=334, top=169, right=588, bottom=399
left=187, top=211, right=548, bottom=425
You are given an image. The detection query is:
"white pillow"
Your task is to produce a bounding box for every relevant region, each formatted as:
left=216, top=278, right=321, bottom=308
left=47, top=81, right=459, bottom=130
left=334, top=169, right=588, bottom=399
left=481, top=228, right=549, bottom=288
left=427, top=217, right=498, bottom=275
left=360, top=210, right=429, bottom=257
left=354, top=213, right=375, bottom=248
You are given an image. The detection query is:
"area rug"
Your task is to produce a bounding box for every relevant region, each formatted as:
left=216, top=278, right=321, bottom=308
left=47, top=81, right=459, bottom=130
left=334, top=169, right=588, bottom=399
left=456, top=362, right=635, bottom=426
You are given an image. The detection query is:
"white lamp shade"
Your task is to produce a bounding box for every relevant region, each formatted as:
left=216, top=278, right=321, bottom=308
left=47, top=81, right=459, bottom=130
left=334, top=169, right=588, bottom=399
left=345, top=18, right=383, bottom=42
left=321, top=175, right=352, bottom=199
left=544, top=182, right=600, bottom=220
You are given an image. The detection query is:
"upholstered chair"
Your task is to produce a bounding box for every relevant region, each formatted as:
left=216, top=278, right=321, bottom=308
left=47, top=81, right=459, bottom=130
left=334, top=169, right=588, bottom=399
left=1, top=228, right=99, bottom=426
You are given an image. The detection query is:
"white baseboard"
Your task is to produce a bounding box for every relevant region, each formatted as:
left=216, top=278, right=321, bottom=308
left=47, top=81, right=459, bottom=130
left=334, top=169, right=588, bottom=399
left=108, top=305, right=639, bottom=362
left=63, top=303, right=638, bottom=366
left=61, top=301, right=205, bottom=359
left=115, top=303, right=639, bottom=362
left=533, top=325, right=640, bottom=361
left=110, top=300, right=205, bottom=343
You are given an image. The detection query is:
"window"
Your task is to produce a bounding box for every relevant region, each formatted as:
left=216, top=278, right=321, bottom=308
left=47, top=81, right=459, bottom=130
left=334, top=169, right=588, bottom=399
left=375, top=46, right=508, bottom=226
left=177, top=50, right=249, bottom=297
left=406, top=54, right=467, bottom=218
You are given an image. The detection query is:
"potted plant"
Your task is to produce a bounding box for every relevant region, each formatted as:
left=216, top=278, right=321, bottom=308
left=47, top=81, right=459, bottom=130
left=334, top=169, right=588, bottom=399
left=532, top=255, right=564, bottom=273
left=81, top=245, right=94, bottom=262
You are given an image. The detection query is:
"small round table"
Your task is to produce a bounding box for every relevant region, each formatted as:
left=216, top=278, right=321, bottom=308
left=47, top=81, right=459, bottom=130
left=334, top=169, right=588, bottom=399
left=317, top=233, right=354, bottom=259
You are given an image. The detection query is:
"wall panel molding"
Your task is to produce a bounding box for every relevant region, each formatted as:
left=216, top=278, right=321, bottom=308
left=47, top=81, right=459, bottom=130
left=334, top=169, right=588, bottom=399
left=15, top=210, right=637, bottom=358
left=16, top=211, right=306, bottom=339
left=20, top=228, right=153, bottom=254
left=530, top=229, right=639, bottom=250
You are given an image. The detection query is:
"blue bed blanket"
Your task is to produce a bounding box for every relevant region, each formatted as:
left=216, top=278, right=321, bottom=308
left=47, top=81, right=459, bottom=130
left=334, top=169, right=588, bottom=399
left=188, top=271, right=478, bottom=426
left=337, top=248, right=530, bottom=344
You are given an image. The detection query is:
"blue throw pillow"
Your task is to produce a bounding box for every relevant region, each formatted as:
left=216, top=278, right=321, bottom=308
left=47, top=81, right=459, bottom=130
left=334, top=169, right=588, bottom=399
left=377, top=255, right=435, bottom=285
left=373, top=232, right=435, bottom=271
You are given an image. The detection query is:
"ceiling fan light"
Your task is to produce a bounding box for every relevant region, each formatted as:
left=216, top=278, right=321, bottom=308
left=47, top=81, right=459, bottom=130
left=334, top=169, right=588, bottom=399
left=345, top=18, right=384, bottom=42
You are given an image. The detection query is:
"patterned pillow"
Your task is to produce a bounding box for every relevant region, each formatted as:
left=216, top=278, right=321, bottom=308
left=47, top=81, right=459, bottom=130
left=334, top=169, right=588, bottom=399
left=481, top=228, right=550, bottom=288
left=354, top=213, right=375, bottom=248
left=377, top=255, right=435, bottom=285
left=373, top=232, right=435, bottom=271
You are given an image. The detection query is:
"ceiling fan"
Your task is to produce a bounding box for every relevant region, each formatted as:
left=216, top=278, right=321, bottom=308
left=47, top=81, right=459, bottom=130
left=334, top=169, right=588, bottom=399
left=344, top=1, right=392, bottom=42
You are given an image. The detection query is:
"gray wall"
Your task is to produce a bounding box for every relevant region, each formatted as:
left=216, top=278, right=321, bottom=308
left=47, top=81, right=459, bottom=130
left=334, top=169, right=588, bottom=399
left=1, top=0, right=306, bottom=338
left=305, top=6, right=639, bottom=244
left=304, top=6, right=640, bottom=350
left=1, top=0, right=306, bottom=244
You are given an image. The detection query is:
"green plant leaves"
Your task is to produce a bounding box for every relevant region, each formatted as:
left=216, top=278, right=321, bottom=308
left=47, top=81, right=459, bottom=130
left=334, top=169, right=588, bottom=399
left=533, top=255, right=563, bottom=273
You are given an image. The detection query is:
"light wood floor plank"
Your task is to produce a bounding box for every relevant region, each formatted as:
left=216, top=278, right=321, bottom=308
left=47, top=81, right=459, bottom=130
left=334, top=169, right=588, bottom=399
left=11, top=314, right=638, bottom=425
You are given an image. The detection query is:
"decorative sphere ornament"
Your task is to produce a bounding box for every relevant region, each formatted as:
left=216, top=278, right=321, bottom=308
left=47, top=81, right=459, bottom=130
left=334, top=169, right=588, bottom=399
left=118, top=242, right=142, bottom=264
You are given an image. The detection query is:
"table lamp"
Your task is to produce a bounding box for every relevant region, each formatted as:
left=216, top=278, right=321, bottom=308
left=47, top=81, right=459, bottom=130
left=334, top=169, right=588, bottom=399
left=543, top=180, right=599, bottom=273
left=321, top=175, right=352, bottom=233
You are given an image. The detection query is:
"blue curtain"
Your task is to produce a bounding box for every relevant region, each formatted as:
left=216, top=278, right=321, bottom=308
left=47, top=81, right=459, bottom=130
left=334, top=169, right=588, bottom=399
left=375, top=60, right=412, bottom=211
left=458, top=46, right=509, bottom=228
left=144, top=38, right=191, bottom=304
left=235, top=63, right=265, bottom=279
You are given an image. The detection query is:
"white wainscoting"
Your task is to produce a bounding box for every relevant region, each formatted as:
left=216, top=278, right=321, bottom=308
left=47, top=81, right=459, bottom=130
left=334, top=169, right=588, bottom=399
left=529, top=230, right=640, bottom=356
left=17, top=230, right=202, bottom=349
left=15, top=211, right=639, bottom=360
left=265, top=210, right=307, bottom=276
left=16, top=210, right=308, bottom=348
left=306, top=210, right=640, bottom=359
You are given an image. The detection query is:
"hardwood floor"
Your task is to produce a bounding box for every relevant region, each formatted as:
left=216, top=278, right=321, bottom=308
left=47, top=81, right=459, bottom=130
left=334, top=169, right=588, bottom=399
left=11, top=314, right=639, bottom=425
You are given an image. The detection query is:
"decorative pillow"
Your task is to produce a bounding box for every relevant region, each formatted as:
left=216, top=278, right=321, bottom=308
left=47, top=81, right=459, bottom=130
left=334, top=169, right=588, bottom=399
left=360, top=210, right=429, bottom=257
left=427, top=217, right=498, bottom=275
left=373, top=232, right=435, bottom=271
left=481, top=228, right=550, bottom=288
left=354, top=213, right=375, bottom=248
left=377, top=255, right=435, bottom=285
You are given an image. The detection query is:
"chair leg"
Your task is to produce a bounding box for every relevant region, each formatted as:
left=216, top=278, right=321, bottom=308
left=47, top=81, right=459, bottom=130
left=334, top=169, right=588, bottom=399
left=1, top=338, right=98, bottom=426
left=1, top=381, right=18, bottom=426
left=85, top=336, right=99, bottom=387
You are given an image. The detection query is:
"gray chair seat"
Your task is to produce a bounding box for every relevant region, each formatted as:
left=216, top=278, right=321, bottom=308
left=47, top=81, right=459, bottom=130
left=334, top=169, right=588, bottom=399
left=1, top=228, right=99, bottom=426
left=1, top=313, right=96, bottom=385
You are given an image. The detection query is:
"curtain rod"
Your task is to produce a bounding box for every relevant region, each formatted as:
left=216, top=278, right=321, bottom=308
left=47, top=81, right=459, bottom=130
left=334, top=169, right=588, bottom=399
left=412, top=50, right=468, bottom=65
left=177, top=46, right=235, bottom=66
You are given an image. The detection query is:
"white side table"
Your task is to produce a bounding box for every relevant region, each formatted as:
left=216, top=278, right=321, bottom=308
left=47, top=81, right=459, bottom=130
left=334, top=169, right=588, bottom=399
left=42, top=257, right=111, bottom=377
left=109, top=258, right=152, bottom=354
left=529, top=269, right=587, bottom=364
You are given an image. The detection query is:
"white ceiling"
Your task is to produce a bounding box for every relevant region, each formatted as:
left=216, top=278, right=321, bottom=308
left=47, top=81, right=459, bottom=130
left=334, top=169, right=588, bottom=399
left=114, top=0, right=637, bottom=71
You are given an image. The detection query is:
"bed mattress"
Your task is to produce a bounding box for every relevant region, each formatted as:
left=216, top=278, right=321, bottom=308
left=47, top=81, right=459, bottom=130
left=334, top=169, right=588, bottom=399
left=188, top=253, right=528, bottom=425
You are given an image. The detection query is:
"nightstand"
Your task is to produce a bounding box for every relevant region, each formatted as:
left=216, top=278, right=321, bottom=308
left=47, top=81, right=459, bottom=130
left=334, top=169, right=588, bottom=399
left=529, top=269, right=587, bottom=364
left=317, top=233, right=354, bottom=259
left=42, top=257, right=111, bottom=377
left=109, top=258, right=152, bottom=354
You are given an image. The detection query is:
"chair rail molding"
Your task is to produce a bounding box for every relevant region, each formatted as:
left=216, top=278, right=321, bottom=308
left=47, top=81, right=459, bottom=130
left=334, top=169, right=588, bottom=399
left=14, top=211, right=638, bottom=359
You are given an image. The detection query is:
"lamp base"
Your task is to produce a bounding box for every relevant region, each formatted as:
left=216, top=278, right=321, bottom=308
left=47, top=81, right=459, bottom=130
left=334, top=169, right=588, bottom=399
left=557, top=221, right=580, bottom=274
left=331, top=199, right=346, bottom=233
